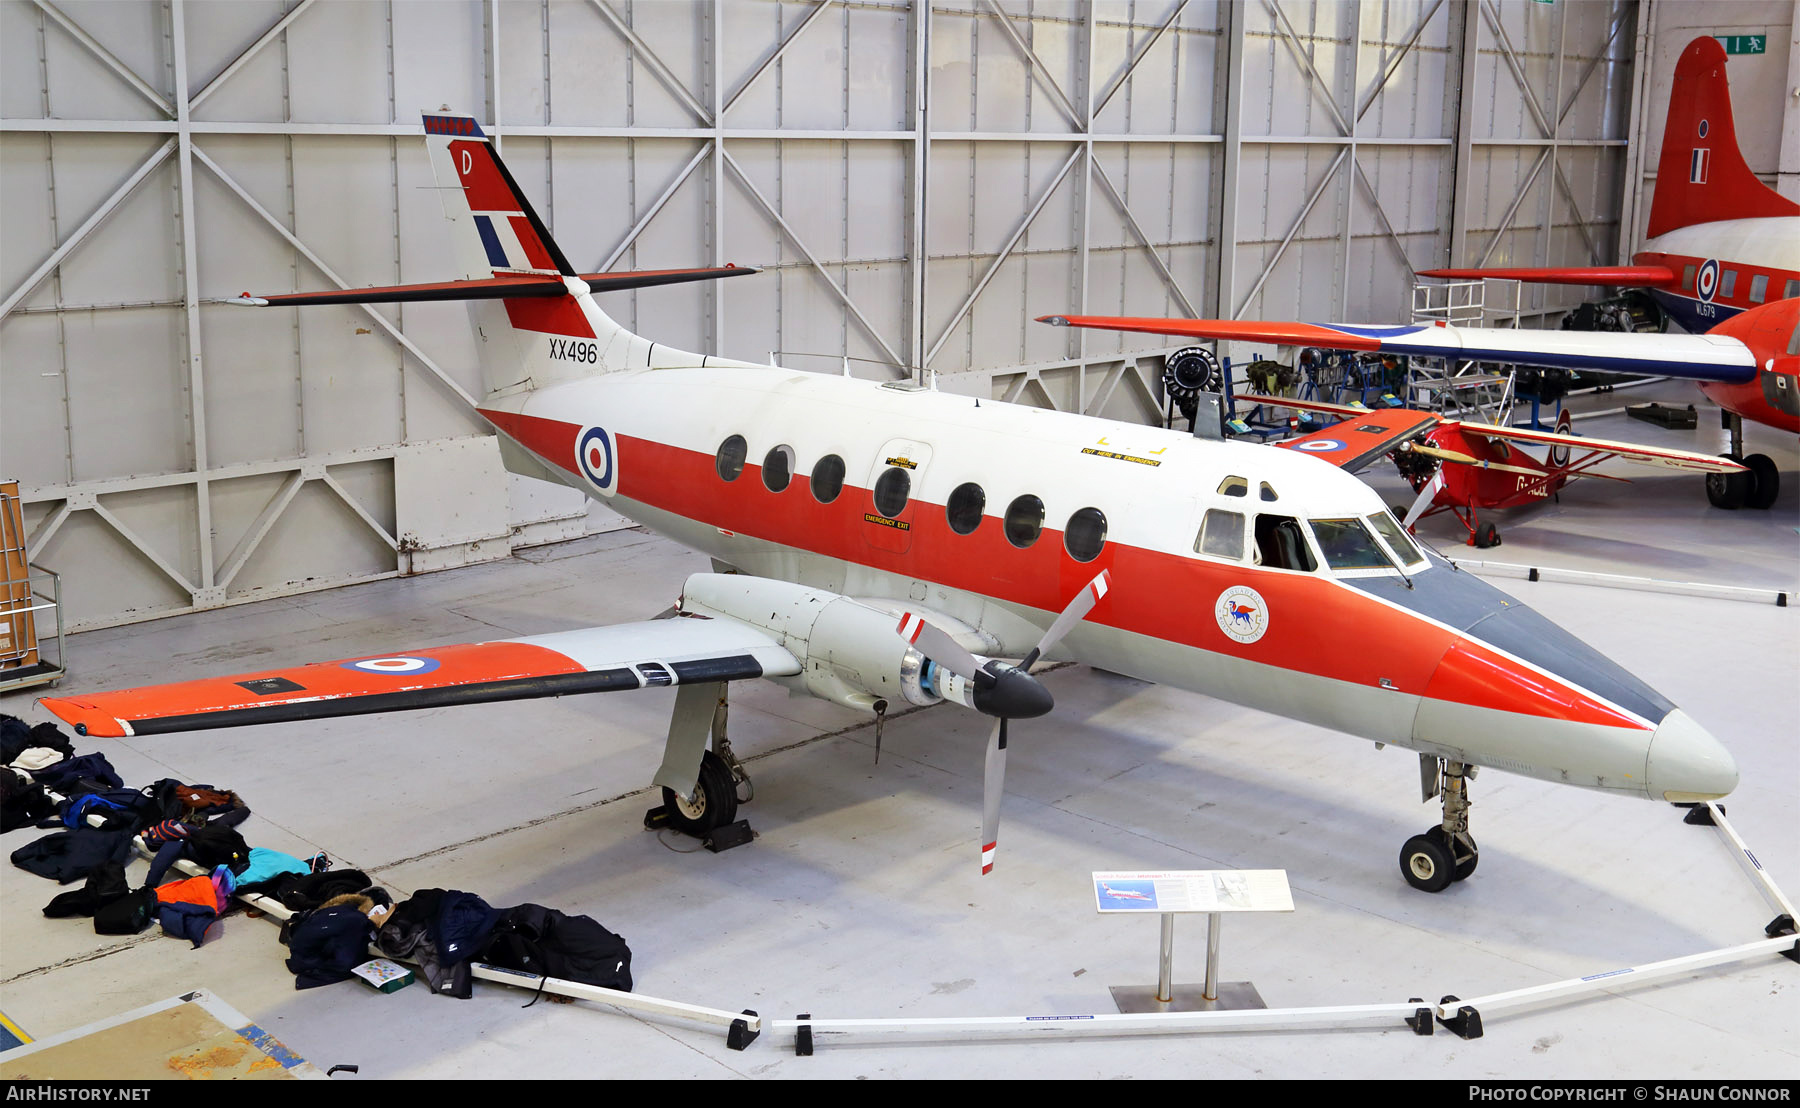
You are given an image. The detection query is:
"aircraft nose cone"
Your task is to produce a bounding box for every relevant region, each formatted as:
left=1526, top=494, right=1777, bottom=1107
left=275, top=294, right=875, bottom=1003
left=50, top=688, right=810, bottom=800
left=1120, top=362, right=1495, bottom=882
left=1645, top=709, right=1738, bottom=802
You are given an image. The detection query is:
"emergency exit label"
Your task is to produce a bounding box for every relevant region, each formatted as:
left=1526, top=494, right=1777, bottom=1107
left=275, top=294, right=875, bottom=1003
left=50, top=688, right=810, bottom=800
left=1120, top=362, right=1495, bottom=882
left=1715, top=35, right=1766, bottom=55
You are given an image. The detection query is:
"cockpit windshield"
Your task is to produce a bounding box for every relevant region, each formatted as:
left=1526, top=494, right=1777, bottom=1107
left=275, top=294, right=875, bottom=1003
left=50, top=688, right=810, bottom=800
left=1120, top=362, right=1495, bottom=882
left=1307, top=517, right=1392, bottom=570
left=1367, top=511, right=1424, bottom=567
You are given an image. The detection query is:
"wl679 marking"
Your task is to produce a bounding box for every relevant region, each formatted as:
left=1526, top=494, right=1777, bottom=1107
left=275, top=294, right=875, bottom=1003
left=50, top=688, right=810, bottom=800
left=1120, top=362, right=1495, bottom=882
left=549, top=337, right=599, bottom=364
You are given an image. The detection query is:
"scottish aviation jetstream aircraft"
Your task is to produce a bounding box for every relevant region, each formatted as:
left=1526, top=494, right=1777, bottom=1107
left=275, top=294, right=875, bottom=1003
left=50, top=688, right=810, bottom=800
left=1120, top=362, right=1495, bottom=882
left=38, top=112, right=1739, bottom=894
left=1423, top=35, right=1799, bottom=510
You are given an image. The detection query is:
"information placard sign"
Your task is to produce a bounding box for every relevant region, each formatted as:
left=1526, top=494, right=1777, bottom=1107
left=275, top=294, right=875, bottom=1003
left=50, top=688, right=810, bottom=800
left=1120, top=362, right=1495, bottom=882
left=1092, top=870, right=1294, bottom=914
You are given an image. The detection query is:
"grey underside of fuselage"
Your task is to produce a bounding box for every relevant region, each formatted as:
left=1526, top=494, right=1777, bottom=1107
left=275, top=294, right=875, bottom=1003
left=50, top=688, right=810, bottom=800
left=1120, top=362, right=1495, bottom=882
left=602, top=494, right=1657, bottom=798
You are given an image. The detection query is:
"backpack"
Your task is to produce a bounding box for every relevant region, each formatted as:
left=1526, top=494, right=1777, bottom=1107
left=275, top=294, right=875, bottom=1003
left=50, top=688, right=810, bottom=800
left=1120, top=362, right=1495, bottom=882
left=185, top=824, right=251, bottom=874
left=482, top=903, right=632, bottom=1002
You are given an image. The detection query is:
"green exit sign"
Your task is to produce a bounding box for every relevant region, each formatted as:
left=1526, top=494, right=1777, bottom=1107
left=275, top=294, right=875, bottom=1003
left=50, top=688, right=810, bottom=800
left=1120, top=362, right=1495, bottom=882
left=1716, top=34, right=1766, bottom=54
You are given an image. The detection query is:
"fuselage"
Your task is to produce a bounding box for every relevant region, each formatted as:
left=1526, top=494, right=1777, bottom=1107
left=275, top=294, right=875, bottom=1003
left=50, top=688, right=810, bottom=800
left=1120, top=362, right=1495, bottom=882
left=478, top=365, right=1738, bottom=803
left=1633, top=217, right=1800, bottom=433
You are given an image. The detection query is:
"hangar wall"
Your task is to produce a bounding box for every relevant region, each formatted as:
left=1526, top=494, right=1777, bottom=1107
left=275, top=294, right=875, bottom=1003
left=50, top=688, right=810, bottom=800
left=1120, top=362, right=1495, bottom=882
left=0, top=0, right=1655, bottom=630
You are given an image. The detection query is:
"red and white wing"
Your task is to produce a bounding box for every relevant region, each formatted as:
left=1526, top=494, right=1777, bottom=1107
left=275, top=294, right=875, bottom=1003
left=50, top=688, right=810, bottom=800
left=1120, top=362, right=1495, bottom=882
left=1457, top=423, right=1747, bottom=474
left=1037, top=315, right=1759, bottom=385
left=38, top=616, right=800, bottom=738
left=1266, top=407, right=1442, bottom=473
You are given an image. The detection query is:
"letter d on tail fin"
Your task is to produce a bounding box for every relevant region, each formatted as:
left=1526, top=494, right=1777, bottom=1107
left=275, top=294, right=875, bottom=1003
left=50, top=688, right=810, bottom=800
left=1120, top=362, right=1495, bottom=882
left=1647, top=38, right=1799, bottom=238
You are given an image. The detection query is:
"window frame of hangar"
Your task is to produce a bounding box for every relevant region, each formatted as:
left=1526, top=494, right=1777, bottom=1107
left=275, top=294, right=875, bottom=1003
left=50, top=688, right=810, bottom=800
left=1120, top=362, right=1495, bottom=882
left=1063, top=506, right=1107, bottom=563
left=1003, top=494, right=1046, bottom=549
left=811, top=453, right=846, bottom=503
left=716, top=434, right=748, bottom=482
left=763, top=444, right=797, bottom=493
left=872, top=466, right=912, bottom=519
left=946, top=482, right=986, bottom=535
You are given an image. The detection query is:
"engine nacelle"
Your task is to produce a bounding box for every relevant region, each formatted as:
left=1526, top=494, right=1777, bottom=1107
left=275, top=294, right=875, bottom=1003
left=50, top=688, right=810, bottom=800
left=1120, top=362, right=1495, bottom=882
left=677, top=574, right=944, bottom=716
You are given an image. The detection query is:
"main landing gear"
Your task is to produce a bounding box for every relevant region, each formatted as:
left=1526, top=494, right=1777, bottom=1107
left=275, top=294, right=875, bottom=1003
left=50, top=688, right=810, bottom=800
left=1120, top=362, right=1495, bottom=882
left=1400, top=756, right=1480, bottom=893
left=1706, top=412, right=1779, bottom=511
left=647, top=683, right=755, bottom=851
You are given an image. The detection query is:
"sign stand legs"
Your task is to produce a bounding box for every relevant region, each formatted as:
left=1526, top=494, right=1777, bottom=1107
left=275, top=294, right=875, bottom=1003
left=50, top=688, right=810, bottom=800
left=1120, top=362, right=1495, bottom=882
left=1110, top=911, right=1268, bottom=1014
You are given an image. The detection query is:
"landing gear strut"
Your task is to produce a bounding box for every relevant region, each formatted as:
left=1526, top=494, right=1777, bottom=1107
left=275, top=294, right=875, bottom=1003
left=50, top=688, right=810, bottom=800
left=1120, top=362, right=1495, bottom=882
left=1400, top=757, right=1479, bottom=892
left=648, top=684, right=755, bottom=850
left=1706, top=412, right=1780, bottom=510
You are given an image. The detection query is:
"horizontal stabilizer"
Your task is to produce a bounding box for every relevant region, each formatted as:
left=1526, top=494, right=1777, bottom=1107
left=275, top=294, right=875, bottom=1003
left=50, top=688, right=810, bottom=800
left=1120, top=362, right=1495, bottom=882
left=1418, top=266, right=1679, bottom=289
left=229, top=266, right=757, bottom=307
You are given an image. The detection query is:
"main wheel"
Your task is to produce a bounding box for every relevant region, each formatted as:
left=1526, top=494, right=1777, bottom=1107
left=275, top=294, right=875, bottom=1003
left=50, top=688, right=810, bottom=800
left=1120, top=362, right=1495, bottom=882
left=1744, top=453, right=1779, bottom=510
left=1706, top=455, right=1751, bottom=509
left=1473, top=521, right=1500, bottom=549
left=1401, top=833, right=1455, bottom=892
left=1427, top=826, right=1479, bottom=881
left=660, top=750, right=739, bottom=836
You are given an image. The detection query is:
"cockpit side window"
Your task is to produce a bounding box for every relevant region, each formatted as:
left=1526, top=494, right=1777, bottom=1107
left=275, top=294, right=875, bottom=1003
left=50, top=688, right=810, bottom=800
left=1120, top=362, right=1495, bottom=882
left=1253, top=514, right=1316, bottom=572
left=1194, top=509, right=1245, bottom=561
left=1367, top=511, right=1423, bottom=566
left=1308, top=517, right=1390, bottom=570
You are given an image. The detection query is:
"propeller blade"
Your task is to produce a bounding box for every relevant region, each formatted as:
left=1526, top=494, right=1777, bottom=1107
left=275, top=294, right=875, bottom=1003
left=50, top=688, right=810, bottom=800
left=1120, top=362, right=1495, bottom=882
left=1020, top=569, right=1111, bottom=669
left=1408, top=442, right=1541, bottom=477
left=896, top=611, right=982, bottom=681
left=1402, top=469, right=1444, bottom=529
left=981, top=717, right=1008, bottom=875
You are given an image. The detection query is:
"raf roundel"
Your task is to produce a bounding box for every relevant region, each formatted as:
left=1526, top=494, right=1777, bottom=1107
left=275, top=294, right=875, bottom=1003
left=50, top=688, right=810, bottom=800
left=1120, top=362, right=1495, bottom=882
left=342, top=656, right=442, bottom=676
left=1294, top=439, right=1345, bottom=453
left=1695, top=258, right=1719, bottom=303
left=576, top=426, right=617, bottom=494
left=1215, top=585, right=1269, bottom=645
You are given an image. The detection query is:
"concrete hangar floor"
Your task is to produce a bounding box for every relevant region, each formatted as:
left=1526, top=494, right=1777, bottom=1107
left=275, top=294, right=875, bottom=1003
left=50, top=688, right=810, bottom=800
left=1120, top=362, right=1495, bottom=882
left=1, top=393, right=1794, bottom=1081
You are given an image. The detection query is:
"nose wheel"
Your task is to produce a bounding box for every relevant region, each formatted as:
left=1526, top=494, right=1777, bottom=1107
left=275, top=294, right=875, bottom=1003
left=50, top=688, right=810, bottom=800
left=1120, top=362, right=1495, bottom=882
left=1401, top=758, right=1479, bottom=892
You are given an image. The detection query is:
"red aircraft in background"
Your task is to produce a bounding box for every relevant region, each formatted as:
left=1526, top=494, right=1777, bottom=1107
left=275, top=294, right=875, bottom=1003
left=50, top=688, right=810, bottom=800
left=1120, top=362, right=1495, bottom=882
left=1423, top=35, right=1799, bottom=509
left=1041, top=36, right=1796, bottom=528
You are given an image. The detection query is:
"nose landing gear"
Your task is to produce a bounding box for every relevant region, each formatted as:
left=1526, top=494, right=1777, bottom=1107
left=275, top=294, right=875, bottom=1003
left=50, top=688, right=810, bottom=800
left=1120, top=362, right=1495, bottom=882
left=1401, top=757, right=1480, bottom=892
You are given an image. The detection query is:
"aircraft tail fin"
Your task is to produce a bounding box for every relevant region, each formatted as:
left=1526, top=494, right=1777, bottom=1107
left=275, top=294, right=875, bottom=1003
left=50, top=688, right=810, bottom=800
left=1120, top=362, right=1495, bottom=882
left=1647, top=37, right=1799, bottom=238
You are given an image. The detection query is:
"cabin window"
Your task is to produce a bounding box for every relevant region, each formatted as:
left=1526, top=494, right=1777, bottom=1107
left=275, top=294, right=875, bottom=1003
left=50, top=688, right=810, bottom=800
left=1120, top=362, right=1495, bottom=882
left=1195, top=509, right=1244, bottom=561
left=1682, top=265, right=1697, bottom=291
left=810, top=454, right=846, bottom=503
left=1004, top=494, right=1045, bottom=548
left=1368, top=511, right=1423, bottom=566
left=1720, top=269, right=1738, bottom=299
left=716, top=435, right=748, bottom=482
left=762, top=445, right=795, bottom=492
left=1308, top=517, right=1390, bottom=570
left=1217, top=476, right=1248, bottom=497
left=1253, top=514, right=1317, bottom=572
left=1259, top=481, right=1278, bottom=502
left=946, top=482, right=986, bottom=535
left=1749, top=274, right=1768, bottom=304
left=1786, top=279, right=1799, bottom=300
left=872, top=467, right=912, bottom=519
left=1064, top=507, right=1107, bottom=562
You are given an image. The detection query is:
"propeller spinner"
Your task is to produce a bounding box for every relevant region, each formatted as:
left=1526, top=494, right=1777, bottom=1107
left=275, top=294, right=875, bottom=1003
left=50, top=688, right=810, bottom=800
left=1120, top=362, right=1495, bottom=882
left=895, top=570, right=1112, bottom=874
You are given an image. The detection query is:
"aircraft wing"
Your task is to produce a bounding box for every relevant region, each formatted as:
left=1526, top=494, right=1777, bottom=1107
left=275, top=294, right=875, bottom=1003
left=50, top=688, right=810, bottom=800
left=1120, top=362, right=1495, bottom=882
left=1417, top=266, right=1680, bottom=289
left=1456, top=423, right=1746, bottom=474
left=1037, top=314, right=1759, bottom=385
left=1253, top=402, right=1442, bottom=474
left=37, top=616, right=800, bottom=738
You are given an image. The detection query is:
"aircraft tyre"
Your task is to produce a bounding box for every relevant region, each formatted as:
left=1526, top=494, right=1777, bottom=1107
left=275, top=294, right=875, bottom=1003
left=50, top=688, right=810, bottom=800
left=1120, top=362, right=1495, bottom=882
left=661, top=750, right=739, bottom=836
left=1706, top=455, right=1752, bottom=509
left=1427, top=825, right=1479, bottom=881
left=1473, top=521, right=1500, bottom=549
left=1400, top=833, right=1455, bottom=893
left=1744, top=454, right=1779, bottom=510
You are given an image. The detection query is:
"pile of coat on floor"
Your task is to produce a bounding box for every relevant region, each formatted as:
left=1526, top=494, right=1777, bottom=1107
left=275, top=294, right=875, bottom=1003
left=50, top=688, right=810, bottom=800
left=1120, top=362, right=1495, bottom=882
left=4, top=714, right=634, bottom=1000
